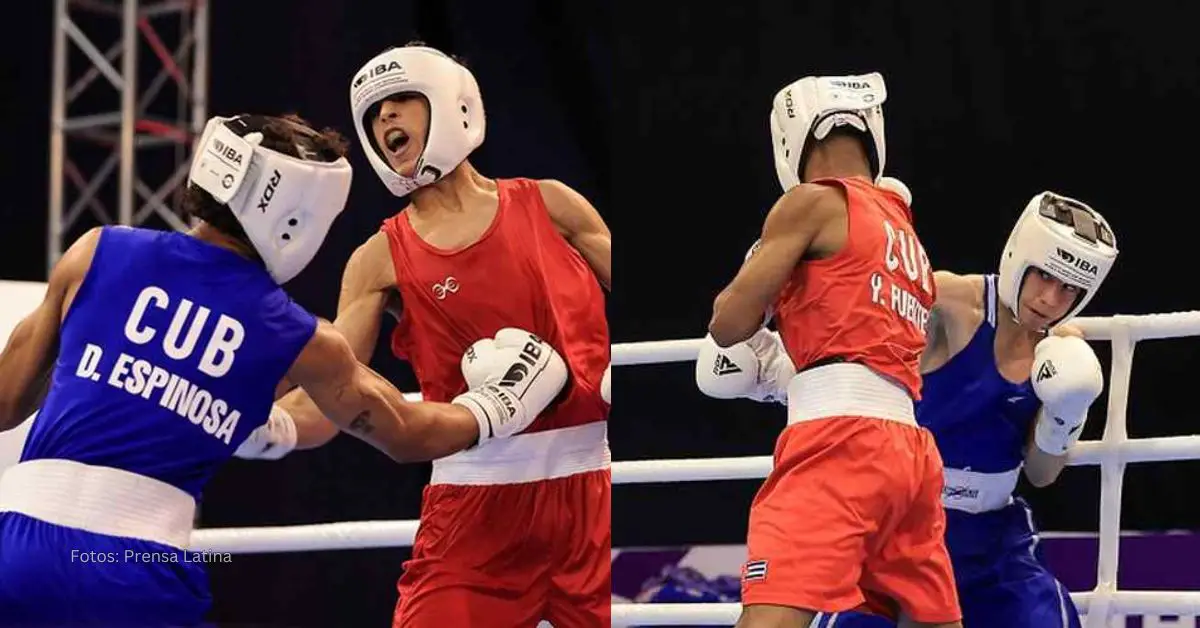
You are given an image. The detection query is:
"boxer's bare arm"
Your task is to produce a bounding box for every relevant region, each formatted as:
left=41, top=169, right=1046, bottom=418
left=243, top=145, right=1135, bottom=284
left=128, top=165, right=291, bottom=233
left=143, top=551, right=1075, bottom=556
left=274, top=233, right=397, bottom=449
left=1023, top=322, right=1085, bottom=486
left=335, top=232, right=396, bottom=361
left=921, top=271, right=985, bottom=372
left=709, top=185, right=842, bottom=347
left=286, top=320, right=480, bottom=462
left=538, top=179, right=612, bottom=290
left=0, top=228, right=99, bottom=431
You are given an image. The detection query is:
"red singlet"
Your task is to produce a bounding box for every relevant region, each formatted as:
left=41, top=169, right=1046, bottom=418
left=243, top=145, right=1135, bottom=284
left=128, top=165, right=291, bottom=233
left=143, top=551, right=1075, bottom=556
left=773, top=176, right=935, bottom=398
left=381, top=177, right=609, bottom=430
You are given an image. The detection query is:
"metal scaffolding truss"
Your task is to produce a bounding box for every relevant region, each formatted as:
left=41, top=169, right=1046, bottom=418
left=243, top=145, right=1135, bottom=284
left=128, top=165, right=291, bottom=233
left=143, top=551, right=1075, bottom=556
left=48, top=0, right=209, bottom=273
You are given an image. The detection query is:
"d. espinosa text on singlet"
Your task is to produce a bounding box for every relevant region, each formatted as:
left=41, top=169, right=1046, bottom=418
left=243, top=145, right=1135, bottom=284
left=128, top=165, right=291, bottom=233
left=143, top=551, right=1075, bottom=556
left=70, top=285, right=246, bottom=444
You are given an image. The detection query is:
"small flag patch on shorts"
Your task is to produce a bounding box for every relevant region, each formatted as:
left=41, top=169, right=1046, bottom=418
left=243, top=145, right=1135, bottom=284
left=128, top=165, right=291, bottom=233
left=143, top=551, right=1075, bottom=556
left=742, top=559, right=768, bottom=582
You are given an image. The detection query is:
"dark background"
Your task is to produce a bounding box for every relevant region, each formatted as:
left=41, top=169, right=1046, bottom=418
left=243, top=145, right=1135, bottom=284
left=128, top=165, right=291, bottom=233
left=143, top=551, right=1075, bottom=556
left=3, top=0, right=1200, bottom=625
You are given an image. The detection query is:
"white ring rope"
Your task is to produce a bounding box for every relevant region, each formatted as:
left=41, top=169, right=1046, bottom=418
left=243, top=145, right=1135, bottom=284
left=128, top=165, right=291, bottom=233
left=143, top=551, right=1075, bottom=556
left=190, top=311, right=1200, bottom=626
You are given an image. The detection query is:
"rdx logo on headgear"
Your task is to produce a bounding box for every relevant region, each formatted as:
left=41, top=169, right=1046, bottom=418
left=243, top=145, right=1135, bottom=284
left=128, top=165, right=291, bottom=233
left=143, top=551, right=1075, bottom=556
left=257, top=170, right=282, bottom=212
left=784, top=89, right=796, bottom=118
left=212, top=139, right=243, bottom=165
left=1055, top=247, right=1099, bottom=275
left=353, top=60, right=403, bottom=87
left=830, top=79, right=872, bottom=90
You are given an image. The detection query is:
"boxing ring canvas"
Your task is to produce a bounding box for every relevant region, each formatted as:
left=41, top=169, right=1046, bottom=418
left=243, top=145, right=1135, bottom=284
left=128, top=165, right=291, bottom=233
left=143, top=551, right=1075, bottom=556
left=3, top=279, right=1199, bottom=627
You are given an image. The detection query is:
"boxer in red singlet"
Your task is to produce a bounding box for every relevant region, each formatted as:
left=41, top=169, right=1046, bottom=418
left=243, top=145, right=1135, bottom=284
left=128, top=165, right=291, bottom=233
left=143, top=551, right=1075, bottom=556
left=694, top=74, right=961, bottom=627
left=255, top=44, right=611, bottom=627
left=352, top=44, right=611, bottom=628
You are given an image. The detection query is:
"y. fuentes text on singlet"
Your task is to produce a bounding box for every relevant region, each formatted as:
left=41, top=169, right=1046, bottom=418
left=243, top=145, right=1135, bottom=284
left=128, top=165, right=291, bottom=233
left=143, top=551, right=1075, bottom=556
left=71, top=286, right=245, bottom=444
left=868, top=220, right=933, bottom=334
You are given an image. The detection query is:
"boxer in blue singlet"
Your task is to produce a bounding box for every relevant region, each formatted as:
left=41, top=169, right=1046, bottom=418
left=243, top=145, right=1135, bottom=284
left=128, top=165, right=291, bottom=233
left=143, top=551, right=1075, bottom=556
left=822, top=187, right=1119, bottom=628
left=0, top=113, right=568, bottom=627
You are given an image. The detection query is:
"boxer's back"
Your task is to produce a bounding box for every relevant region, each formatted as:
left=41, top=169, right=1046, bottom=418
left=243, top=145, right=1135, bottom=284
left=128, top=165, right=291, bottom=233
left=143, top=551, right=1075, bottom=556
left=773, top=176, right=935, bottom=398
left=382, top=177, right=609, bottom=435
left=21, top=226, right=316, bottom=499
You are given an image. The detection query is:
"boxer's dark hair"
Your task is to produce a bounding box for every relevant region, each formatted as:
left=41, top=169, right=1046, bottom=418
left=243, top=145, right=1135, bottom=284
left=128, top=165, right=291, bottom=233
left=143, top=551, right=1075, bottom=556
left=805, top=125, right=880, bottom=180
left=181, top=113, right=349, bottom=258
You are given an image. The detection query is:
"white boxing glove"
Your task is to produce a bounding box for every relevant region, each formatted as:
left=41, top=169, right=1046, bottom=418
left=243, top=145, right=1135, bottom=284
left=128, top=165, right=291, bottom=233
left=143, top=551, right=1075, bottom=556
left=234, top=404, right=298, bottom=460
left=453, top=328, right=568, bottom=446
left=461, top=337, right=501, bottom=390
left=878, top=176, right=913, bottom=206
left=1031, top=335, right=1104, bottom=455
left=600, top=363, right=611, bottom=404
left=695, top=328, right=796, bottom=404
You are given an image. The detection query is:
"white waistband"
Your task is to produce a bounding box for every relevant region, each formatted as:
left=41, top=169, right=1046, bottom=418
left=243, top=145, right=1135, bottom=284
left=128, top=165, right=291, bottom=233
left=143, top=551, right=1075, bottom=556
left=0, top=459, right=195, bottom=549
left=430, top=421, right=610, bottom=486
left=786, top=363, right=916, bottom=426
left=941, top=467, right=1020, bottom=514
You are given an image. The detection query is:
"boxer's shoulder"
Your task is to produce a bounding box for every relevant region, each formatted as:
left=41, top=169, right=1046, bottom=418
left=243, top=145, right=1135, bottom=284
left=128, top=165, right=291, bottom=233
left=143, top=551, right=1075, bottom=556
left=769, top=183, right=846, bottom=229
left=54, top=227, right=103, bottom=300
left=289, top=319, right=356, bottom=383
left=534, top=178, right=607, bottom=240
left=535, top=178, right=579, bottom=214
left=933, top=271, right=983, bottom=309
left=932, top=271, right=986, bottom=337
left=343, top=232, right=396, bottom=292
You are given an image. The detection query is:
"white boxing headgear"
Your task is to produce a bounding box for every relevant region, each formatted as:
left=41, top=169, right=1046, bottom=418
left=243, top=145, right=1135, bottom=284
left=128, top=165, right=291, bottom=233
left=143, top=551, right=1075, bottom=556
left=998, top=191, right=1118, bottom=327
left=769, top=73, right=888, bottom=192
left=349, top=46, right=485, bottom=197
left=187, top=115, right=353, bottom=284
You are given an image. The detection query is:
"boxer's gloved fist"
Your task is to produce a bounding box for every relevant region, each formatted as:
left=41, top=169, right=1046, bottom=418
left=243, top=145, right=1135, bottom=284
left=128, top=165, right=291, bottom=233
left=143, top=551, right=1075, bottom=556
left=600, top=363, right=611, bottom=404
left=695, top=328, right=796, bottom=404
left=234, top=404, right=298, bottom=460
left=1031, top=335, right=1104, bottom=455
left=453, top=328, right=568, bottom=446
left=461, top=337, right=502, bottom=390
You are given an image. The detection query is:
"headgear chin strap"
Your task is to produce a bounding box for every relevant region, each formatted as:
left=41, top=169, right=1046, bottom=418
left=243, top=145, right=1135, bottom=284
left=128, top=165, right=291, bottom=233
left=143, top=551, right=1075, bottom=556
left=769, top=72, right=888, bottom=192
left=187, top=115, right=353, bottom=284
left=997, top=191, right=1119, bottom=328
left=349, top=46, right=486, bottom=197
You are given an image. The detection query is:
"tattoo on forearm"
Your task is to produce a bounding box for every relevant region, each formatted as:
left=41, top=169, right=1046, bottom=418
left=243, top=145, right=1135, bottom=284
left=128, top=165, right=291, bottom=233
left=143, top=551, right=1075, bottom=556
left=348, top=412, right=375, bottom=434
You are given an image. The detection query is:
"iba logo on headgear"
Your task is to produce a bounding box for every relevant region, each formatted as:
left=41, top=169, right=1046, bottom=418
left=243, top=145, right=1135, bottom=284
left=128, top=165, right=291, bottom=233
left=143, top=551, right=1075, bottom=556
left=353, top=60, right=404, bottom=88
left=1055, top=247, right=1100, bottom=275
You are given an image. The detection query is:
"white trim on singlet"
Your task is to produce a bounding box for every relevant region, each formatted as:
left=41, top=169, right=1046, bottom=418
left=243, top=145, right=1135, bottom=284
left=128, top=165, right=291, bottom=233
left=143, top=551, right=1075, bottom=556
left=984, top=273, right=998, bottom=328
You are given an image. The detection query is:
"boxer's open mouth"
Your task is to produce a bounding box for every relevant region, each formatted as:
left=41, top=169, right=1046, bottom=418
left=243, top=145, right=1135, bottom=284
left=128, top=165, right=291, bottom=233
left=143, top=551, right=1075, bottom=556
left=385, top=128, right=410, bottom=154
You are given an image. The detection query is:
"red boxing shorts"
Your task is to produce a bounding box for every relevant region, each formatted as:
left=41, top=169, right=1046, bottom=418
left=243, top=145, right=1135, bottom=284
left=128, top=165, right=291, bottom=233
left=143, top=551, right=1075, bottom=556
left=742, top=416, right=961, bottom=623
left=394, top=467, right=610, bottom=628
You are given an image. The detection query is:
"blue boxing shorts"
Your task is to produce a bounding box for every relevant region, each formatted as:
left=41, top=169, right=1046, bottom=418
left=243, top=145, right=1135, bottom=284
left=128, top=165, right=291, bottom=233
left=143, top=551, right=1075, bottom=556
left=0, top=512, right=211, bottom=627
left=0, top=460, right=213, bottom=627
left=827, top=498, right=1081, bottom=628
